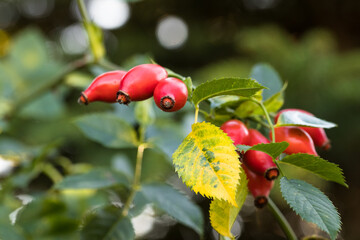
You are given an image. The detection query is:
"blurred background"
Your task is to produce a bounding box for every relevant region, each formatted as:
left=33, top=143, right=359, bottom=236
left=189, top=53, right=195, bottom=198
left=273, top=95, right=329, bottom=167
left=0, top=0, right=359, bottom=239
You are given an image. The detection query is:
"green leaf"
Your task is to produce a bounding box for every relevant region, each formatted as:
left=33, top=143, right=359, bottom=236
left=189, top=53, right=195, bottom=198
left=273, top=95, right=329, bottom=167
left=141, top=183, right=204, bottom=236
left=259, top=81, right=287, bottom=113
left=55, top=169, right=129, bottom=190
left=81, top=206, right=134, bottom=240
left=0, top=224, right=25, bottom=240
left=135, top=99, right=155, bottom=126
left=16, top=196, right=80, bottom=238
left=172, top=122, right=240, bottom=205
left=83, top=22, right=105, bottom=61
left=209, top=167, right=248, bottom=238
left=275, top=111, right=337, bottom=128
left=75, top=113, right=138, bottom=148
left=277, top=153, right=347, bottom=187
left=280, top=177, right=341, bottom=240
left=250, top=63, right=283, bottom=100
left=9, top=28, right=48, bottom=77
left=19, top=91, right=65, bottom=120
left=237, top=142, right=289, bottom=159
left=141, top=148, right=173, bottom=183
left=192, top=78, right=265, bottom=106
left=234, top=83, right=286, bottom=118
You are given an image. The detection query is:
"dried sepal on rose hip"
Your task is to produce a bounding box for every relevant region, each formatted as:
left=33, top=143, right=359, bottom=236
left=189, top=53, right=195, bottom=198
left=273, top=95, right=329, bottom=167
left=242, top=163, right=274, bottom=208
left=275, top=108, right=331, bottom=150
left=153, top=77, right=188, bottom=112
left=116, top=64, right=168, bottom=105
left=243, top=129, right=279, bottom=181
left=78, top=70, right=127, bottom=105
left=220, top=119, right=249, bottom=145
left=271, top=126, right=318, bottom=156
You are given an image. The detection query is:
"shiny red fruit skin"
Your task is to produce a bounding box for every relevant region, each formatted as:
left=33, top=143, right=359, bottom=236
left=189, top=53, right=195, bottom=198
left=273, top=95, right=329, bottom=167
left=243, top=129, right=278, bottom=180
left=274, top=108, right=331, bottom=149
left=117, top=64, right=168, bottom=104
left=242, top=164, right=274, bottom=208
left=153, top=77, right=188, bottom=112
left=220, top=120, right=249, bottom=145
left=271, top=126, right=318, bottom=156
left=79, top=70, right=127, bottom=105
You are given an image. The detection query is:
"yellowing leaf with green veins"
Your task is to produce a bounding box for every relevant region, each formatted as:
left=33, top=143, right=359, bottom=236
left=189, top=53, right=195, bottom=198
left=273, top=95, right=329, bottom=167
left=172, top=122, right=240, bottom=205
left=210, top=167, right=248, bottom=238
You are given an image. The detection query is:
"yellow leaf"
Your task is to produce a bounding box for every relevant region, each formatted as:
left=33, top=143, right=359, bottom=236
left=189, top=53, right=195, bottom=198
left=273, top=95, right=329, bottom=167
left=172, top=122, right=240, bottom=205
left=209, top=167, right=248, bottom=238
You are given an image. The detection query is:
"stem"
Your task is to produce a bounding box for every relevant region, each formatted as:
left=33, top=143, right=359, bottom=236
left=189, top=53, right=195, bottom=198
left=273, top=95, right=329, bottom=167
left=250, top=98, right=275, bottom=143
left=267, top=198, right=297, bottom=240
left=6, top=56, right=91, bottom=119
left=42, top=163, right=63, bottom=184
left=77, top=0, right=91, bottom=23
left=194, top=107, right=199, bottom=123
left=122, top=143, right=147, bottom=216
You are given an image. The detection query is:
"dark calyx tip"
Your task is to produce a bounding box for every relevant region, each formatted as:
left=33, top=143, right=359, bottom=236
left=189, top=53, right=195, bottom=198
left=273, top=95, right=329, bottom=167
left=78, top=92, right=88, bottom=105
left=160, top=96, right=175, bottom=110
left=254, top=196, right=268, bottom=208
left=265, top=167, right=279, bottom=181
left=117, top=91, right=131, bottom=105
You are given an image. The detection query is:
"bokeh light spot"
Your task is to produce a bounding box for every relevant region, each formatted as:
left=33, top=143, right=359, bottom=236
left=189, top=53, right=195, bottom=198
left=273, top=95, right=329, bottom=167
left=60, top=24, right=89, bottom=55
left=88, top=0, right=130, bottom=30
left=156, top=16, right=188, bottom=50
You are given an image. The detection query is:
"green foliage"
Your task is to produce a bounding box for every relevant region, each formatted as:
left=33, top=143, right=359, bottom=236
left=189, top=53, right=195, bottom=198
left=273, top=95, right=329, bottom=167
left=172, top=122, right=240, bottom=205
left=192, top=78, right=265, bottom=106
left=280, top=177, right=341, bottom=240
left=209, top=168, right=248, bottom=238
left=55, top=169, right=129, bottom=190
left=81, top=206, right=134, bottom=240
left=75, top=113, right=139, bottom=148
left=277, top=153, right=347, bottom=187
left=250, top=63, right=283, bottom=100
left=141, top=183, right=204, bottom=236
left=237, top=142, right=289, bottom=159
left=276, top=111, right=337, bottom=128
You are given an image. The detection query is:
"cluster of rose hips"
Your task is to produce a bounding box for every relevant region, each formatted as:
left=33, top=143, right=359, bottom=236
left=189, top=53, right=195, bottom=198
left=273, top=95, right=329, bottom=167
left=78, top=64, right=188, bottom=112
left=220, top=109, right=330, bottom=208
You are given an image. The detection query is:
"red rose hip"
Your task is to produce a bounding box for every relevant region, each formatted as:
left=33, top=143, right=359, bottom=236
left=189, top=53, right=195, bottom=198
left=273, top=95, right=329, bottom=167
left=243, top=129, right=279, bottom=181
left=153, top=77, right=188, bottom=112
left=116, top=64, right=168, bottom=105
left=78, top=70, right=127, bottom=105
left=220, top=120, right=249, bottom=145
left=242, top=164, right=274, bottom=208
left=271, top=126, right=318, bottom=156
